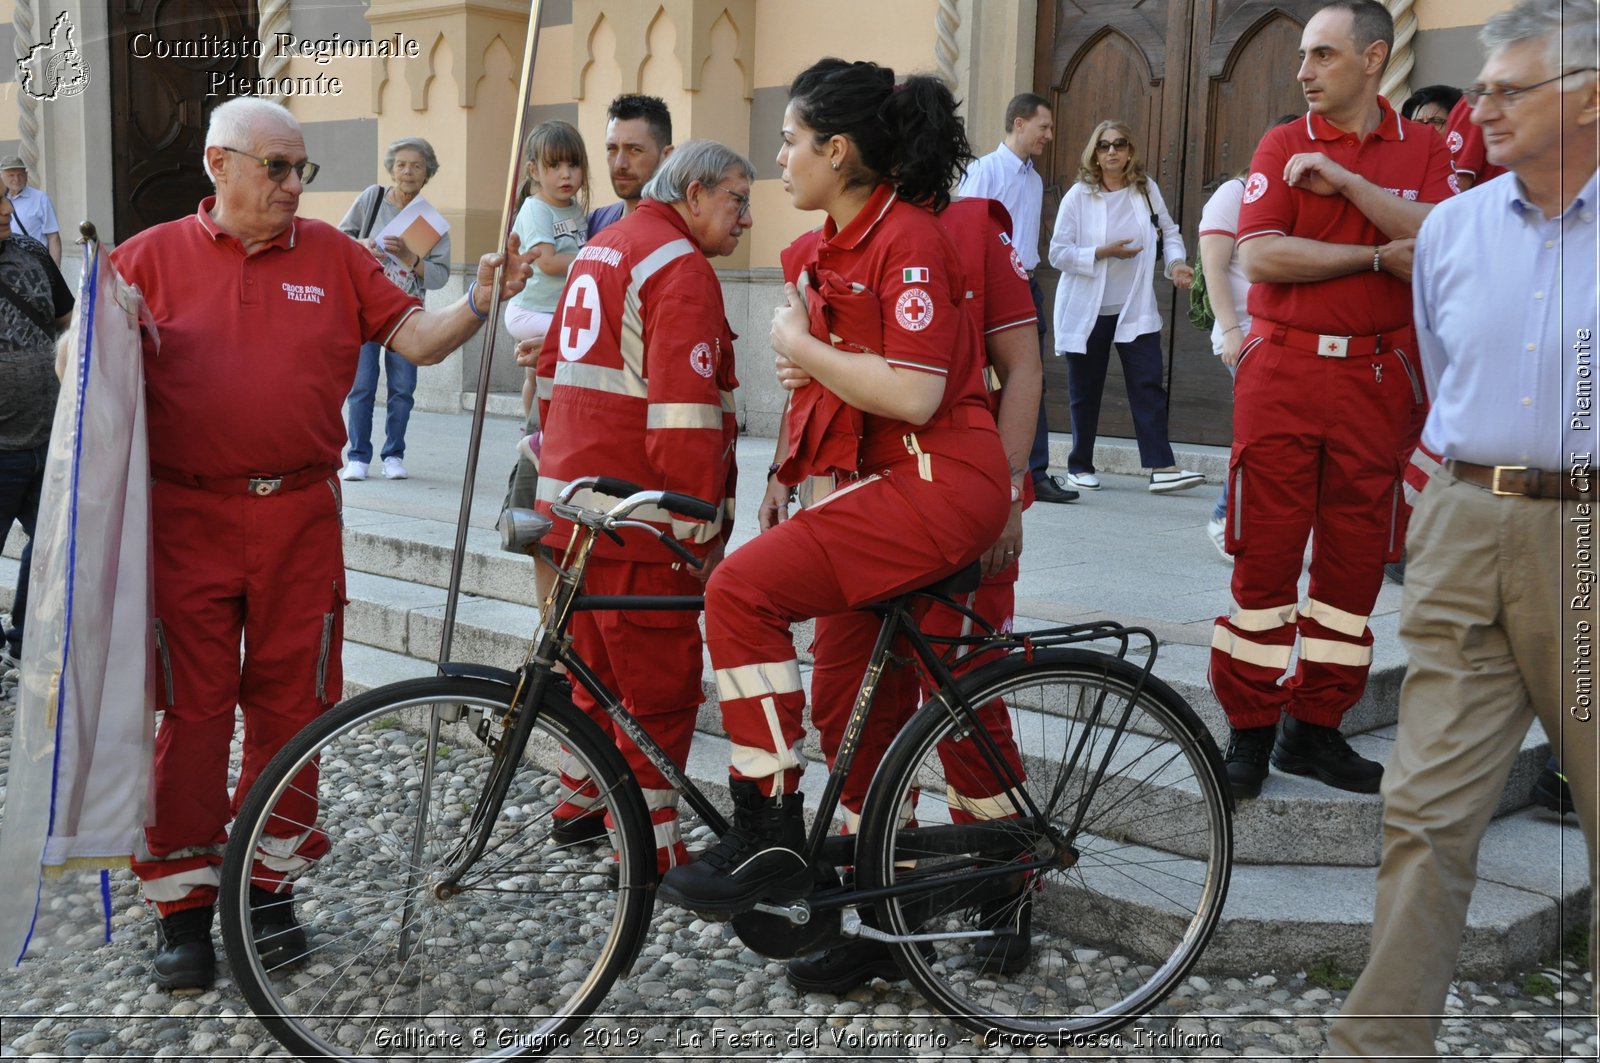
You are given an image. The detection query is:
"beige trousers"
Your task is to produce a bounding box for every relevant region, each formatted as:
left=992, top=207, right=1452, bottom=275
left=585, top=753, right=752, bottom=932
left=1327, top=472, right=1598, bottom=1060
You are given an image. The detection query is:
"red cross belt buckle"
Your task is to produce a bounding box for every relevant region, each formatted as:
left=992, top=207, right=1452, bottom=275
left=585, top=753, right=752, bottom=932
left=250, top=477, right=284, bottom=496
left=1317, top=334, right=1350, bottom=358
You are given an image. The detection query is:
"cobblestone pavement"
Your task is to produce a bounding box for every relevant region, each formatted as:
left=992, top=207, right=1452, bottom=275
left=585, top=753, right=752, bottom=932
left=1, top=655, right=1595, bottom=1063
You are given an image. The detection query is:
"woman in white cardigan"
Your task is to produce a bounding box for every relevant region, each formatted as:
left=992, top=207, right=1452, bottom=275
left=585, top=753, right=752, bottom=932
left=1048, top=120, right=1203, bottom=494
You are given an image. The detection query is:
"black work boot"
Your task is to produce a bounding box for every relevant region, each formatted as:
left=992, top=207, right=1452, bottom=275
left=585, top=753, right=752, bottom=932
left=1271, top=716, right=1383, bottom=794
left=152, top=905, right=216, bottom=991
left=974, top=887, right=1033, bottom=973
left=1530, top=758, right=1575, bottom=818
left=1224, top=724, right=1277, bottom=799
left=249, top=885, right=308, bottom=968
left=658, top=778, right=809, bottom=918
left=550, top=812, right=609, bottom=846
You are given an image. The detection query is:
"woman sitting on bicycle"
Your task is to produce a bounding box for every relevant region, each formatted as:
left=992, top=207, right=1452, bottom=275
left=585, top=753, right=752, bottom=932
left=660, top=57, right=1010, bottom=916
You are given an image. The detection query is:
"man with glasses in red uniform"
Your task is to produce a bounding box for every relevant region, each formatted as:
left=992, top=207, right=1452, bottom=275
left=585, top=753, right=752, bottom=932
left=1209, top=0, right=1452, bottom=799
left=112, top=98, right=533, bottom=992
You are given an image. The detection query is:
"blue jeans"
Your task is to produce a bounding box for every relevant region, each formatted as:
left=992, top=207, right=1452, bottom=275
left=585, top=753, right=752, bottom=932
left=345, top=342, right=417, bottom=463
left=0, top=441, right=47, bottom=657
left=1065, top=316, right=1176, bottom=473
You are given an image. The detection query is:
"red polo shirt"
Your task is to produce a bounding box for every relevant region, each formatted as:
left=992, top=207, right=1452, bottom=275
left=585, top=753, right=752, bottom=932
left=939, top=198, right=1037, bottom=339
left=812, top=183, right=989, bottom=442
left=1444, top=94, right=1506, bottom=189
left=1237, top=99, right=1452, bottom=335
left=112, top=198, right=421, bottom=478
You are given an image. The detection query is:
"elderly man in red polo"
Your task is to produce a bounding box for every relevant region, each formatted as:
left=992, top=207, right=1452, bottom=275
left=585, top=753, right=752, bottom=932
left=111, top=97, right=533, bottom=992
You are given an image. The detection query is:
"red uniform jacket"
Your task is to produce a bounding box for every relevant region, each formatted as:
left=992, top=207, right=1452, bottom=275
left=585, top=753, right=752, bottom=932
left=534, top=199, right=738, bottom=560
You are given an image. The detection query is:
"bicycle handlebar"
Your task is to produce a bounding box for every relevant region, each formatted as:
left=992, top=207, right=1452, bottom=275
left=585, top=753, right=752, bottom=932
left=580, top=476, right=719, bottom=523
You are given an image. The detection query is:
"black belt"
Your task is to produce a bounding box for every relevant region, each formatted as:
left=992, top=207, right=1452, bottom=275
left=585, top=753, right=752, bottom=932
left=152, top=464, right=334, bottom=496
left=1447, top=460, right=1593, bottom=502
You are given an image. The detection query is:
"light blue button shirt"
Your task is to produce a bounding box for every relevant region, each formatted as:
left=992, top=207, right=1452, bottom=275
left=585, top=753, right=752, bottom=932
left=1415, top=169, right=1599, bottom=470
left=958, top=143, right=1043, bottom=271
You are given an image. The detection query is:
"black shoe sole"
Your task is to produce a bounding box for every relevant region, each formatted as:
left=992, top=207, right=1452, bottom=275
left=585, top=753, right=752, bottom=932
left=785, top=948, right=901, bottom=994
left=253, top=925, right=309, bottom=968
left=1226, top=773, right=1266, bottom=799
left=1270, top=751, right=1381, bottom=794
left=657, top=865, right=811, bottom=920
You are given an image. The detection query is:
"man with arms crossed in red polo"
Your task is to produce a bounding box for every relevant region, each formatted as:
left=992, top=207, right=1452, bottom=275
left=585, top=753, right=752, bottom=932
left=1210, top=0, right=1451, bottom=798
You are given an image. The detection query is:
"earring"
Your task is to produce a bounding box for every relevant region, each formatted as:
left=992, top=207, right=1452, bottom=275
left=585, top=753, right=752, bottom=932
left=831, top=161, right=839, bottom=171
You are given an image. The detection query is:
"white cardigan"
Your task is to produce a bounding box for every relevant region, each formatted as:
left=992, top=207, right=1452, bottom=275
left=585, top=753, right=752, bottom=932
left=1048, top=177, right=1187, bottom=353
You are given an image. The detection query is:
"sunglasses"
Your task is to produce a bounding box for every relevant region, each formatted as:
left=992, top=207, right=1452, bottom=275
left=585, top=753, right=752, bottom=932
left=220, top=146, right=321, bottom=185
left=1096, top=138, right=1131, bottom=153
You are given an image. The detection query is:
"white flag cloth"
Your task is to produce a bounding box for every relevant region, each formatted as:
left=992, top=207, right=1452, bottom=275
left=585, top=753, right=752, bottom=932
left=0, top=243, right=155, bottom=964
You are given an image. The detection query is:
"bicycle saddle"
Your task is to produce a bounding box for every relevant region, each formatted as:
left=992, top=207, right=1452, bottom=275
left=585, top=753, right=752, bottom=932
left=868, top=560, right=983, bottom=609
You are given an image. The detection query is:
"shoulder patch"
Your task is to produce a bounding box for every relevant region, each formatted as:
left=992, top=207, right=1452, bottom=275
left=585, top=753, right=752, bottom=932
left=902, top=266, right=930, bottom=283
left=1242, top=172, right=1269, bottom=204
left=689, top=341, right=715, bottom=378
left=1447, top=173, right=1461, bottom=196
left=1446, top=130, right=1464, bottom=155
left=1008, top=247, right=1028, bottom=280
left=895, top=287, right=934, bottom=332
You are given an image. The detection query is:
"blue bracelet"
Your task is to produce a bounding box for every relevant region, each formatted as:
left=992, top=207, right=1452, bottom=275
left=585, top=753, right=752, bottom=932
left=466, top=280, right=489, bottom=321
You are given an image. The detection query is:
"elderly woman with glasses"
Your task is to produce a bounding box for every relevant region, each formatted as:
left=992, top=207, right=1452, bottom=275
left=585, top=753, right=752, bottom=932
left=337, top=136, right=452, bottom=482
left=1048, top=120, right=1202, bottom=495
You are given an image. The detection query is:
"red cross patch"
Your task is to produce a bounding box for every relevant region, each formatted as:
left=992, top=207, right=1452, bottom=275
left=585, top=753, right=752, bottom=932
left=895, top=287, right=934, bottom=332
left=1008, top=248, right=1027, bottom=279
left=1242, top=172, right=1269, bottom=204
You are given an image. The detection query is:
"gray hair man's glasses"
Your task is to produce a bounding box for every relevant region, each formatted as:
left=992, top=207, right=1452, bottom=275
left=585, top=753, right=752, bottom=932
left=220, top=146, right=321, bottom=185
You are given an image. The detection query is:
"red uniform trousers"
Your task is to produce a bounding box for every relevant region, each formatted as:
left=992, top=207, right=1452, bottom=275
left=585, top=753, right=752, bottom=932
left=706, top=423, right=1009, bottom=798
left=559, top=557, right=703, bottom=872
left=810, top=570, right=1025, bottom=832
left=1210, top=324, right=1424, bottom=729
left=131, top=476, right=342, bottom=916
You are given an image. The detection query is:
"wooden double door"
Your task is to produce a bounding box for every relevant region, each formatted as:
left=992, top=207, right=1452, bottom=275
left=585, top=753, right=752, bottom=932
left=108, top=0, right=261, bottom=243
left=1033, top=0, right=1325, bottom=448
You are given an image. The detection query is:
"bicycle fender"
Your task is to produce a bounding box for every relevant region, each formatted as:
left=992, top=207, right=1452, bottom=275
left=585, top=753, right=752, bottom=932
left=437, top=662, right=520, bottom=688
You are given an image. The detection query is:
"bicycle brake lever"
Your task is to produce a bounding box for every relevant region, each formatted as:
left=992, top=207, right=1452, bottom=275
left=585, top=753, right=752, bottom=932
left=652, top=529, right=704, bottom=569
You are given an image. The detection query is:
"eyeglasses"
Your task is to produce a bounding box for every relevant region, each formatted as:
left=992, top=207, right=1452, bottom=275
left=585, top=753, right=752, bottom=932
left=1096, top=138, right=1131, bottom=153
left=220, top=146, right=320, bottom=185
left=1420, top=115, right=1449, bottom=130
left=714, top=184, right=752, bottom=218
left=1465, top=68, right=1598, bottom=108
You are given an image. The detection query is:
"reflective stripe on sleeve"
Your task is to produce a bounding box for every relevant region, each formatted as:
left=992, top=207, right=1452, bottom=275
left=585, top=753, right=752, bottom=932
left=716, top=660, right=804, bottom=701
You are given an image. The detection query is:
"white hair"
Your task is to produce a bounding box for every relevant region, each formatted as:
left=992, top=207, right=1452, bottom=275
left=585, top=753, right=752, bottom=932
left=642, top=139, right=755, bottom=204
left=1481, top=0, right=1599, bottom=87
left=203, top=99, right=302, bottom=186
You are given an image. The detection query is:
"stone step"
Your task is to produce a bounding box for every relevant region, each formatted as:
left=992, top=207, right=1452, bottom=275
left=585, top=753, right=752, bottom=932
left=341, top=505, right=543, bottom=609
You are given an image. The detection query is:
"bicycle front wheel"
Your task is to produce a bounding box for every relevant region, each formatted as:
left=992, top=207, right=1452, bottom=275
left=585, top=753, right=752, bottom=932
left=220, top=674, right=654, bottom=1061
left=856, top=649, right=1232, bottom=1041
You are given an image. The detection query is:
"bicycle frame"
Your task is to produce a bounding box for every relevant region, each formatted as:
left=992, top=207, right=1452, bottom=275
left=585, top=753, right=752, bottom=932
left=436, top=481, right=1171, bottom=923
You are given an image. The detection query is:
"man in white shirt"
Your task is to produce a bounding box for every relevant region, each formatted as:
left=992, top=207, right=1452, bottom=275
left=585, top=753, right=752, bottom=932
left=958, top=94, right=1075, bottom=503
left=1, top=156, right=61, bottom=265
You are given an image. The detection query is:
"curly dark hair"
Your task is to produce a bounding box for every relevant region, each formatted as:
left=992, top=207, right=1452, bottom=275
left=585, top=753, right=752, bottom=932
left=787, top=57, right=972, bottom=213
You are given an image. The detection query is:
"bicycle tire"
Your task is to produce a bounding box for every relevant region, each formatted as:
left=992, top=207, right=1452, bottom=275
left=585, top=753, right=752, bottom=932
left=219, top=674, right=654, bottom=1061
left=855, top=649, right=1232, bottom=1041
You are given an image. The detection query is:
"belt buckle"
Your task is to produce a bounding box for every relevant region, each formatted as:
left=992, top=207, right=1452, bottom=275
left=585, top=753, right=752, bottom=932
left=250, top=477, right=283, bottom=496
left=1317, top=334, right=1349, bottom=358
left=1490, top=465, right=1527, bottom=496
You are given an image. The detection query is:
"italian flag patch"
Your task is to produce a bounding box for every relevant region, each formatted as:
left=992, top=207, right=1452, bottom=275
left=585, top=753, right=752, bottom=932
left=902, top=267, right=929, bottom=283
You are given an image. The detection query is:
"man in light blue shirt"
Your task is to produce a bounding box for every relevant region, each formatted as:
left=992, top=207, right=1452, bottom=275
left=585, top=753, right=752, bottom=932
left=959, top=94, right=1076, bottom=503
left=1327, top=0, right=1598, bottom=1055
left=1, top=156, right=60, bottom=265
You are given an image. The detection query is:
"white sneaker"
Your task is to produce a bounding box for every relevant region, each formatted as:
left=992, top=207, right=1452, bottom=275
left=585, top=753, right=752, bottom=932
left=340, top=461, right=368, bottom=481
left=1066, top=471, right=1102, bottom=490
left=1149, top=469, right=1205, bottom=494
left=1206, top=518, right=1233, bottom=563
left=382, top=457, right=408, bottom=480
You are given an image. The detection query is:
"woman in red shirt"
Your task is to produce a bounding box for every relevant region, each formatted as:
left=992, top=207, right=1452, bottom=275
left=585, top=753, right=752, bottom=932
left=660, top=58, right=1010, bottom=916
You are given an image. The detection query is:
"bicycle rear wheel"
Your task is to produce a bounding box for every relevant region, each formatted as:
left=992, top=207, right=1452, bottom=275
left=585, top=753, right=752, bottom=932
left=855, top=649, right=1232, bottom=1041
left=220, top=674, right=654, bottom=1061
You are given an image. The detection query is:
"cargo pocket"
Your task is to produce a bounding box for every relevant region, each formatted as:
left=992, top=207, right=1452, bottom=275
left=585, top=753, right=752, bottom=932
left=315, top=579, right=349, bottom=706
left=153, top=617, right=176, bottom=709
left=325, top=476, right=344, bottom=530
left=1225, top=447, right=1249, bottom=556
left=1385, top=455, right=1409, bottom=564
left=1234, top=334, right=1264, bottom=373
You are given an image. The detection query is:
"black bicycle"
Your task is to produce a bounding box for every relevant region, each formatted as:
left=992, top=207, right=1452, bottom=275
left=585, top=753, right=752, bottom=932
left=219, top=476, right=1233, bottom=1059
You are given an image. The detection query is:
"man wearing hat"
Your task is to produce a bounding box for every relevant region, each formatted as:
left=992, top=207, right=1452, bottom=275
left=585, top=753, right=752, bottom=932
left=2, top=155, right=61, bottom=265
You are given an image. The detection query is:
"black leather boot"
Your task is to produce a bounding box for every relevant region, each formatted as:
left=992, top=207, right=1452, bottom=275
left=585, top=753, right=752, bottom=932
left=1271, top=716, right=1382, bottom=794
left=249, top=885, right=308, bottom=968
left=1224, top=724, right=1277, bottom=799
left=152, top=905, right=216, bottom=991
left=658, top=778, right=809, bottom=918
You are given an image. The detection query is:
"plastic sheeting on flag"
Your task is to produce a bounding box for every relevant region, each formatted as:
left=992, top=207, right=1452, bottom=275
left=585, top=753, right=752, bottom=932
left=0, top=242, right=155, bottom=965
